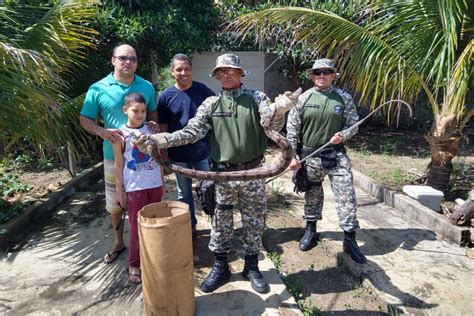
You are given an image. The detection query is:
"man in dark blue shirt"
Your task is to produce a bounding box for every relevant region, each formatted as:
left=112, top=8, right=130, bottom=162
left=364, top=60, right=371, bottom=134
left=158, top=53, right=215, bottom=234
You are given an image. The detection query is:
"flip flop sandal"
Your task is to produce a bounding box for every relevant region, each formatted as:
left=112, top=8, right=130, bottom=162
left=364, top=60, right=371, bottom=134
left=103, top=247, right=126, bottom=264
left=128, top=268, right=142, bottom=284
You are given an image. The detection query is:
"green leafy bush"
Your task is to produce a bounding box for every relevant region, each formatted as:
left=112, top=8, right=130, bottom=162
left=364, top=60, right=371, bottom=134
left=0, top=173, right=32, bottom=198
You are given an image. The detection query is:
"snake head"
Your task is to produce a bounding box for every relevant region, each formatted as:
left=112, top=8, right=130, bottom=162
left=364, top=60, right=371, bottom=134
left=133, top=134, right=156, bottom=157
left=283, top=87, right=303, bottom=103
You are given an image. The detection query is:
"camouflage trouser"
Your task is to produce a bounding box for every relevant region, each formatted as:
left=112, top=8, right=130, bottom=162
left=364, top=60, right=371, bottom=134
left=304, top=151, right=359, bottom=232
left=209, top=179, right=266, bottom=255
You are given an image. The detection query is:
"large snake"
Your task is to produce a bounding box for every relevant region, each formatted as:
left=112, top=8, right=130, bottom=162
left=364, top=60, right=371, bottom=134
left=140, top=89, right=302, bottom=182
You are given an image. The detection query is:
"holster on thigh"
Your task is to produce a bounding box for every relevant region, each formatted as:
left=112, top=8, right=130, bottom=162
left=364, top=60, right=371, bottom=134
left=292, top=165, right=312, bottom=193
left=195, top=180, right=216, bottom=216
left=319, top=148, right=338, bottom=169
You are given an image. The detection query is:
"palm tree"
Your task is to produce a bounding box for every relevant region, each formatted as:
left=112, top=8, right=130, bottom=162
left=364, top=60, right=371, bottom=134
left=0, top=0, right=98, bottom=159
left=229, top=0, right=473, bottom=194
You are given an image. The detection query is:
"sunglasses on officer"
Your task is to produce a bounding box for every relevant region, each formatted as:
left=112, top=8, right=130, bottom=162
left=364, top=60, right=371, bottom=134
left=114, top=55, right=138, bottom=63
left=215, top=68, right=241, bottom=77
left=312, top=69, right=334, bottom=76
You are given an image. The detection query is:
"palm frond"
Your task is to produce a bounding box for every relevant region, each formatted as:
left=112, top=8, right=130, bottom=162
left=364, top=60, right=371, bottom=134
left=229, top=7, right=438, bottom=114
left=0, top=0, right=99, bottom=158
left=445, top=38, right=473, bottom=122
left=372, top=0, right=471, bottom=89
left=21, top=0, right=99, bottom=75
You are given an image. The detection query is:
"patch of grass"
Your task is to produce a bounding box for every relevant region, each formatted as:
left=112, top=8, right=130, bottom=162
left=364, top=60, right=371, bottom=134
left=284, top=276, right=303, bottom=299
left=279, top=199, right=292, bottom=212
left=271, top=254, right=322, bottom=315
left=365, top=167, right=412, bottom=191
left=2, top=150, right=63, bottom=173
left=379, top=138, right=399, bottom=155
left=367, top=171, right=379, bottom=179
left=452, top=158, right=469, bottom=172
left=302, top=304, right=321, bottom=316
left=356, top=147, right=371, bottom=156
left=390, top=168, right=411, bottom=187
left=316, top=236, right=323, bottom=247
left=270, top=180, right=285, bottom=196
left=268, top=180, right=292, bottom=211
left=267, top=251, right=281, bottom=270
left=38, top=157, right=55, bottom=171
left=413, top=148, right=430, bottom=158
left=0, top=157, right=10, bottom=170
left=351, top=284, right=368, bottom=298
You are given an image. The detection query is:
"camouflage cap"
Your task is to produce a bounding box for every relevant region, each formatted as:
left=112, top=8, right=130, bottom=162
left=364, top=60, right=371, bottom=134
left=210, top=53, right=250, bottom=78
left=306, top=58, right=340, bottom=76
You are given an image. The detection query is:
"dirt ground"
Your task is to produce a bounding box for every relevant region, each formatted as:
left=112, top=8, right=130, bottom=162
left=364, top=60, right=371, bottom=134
left=259, top=141, right=389, bottom=314
left=264, top=194, right=387, bottom=314
left=345, top=126, right=473, bottom=195
left=17, top=169, right=72, bottom=200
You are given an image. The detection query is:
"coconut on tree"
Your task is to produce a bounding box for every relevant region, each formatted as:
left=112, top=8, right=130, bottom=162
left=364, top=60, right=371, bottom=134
left=228, top=0, right=473, bottom=194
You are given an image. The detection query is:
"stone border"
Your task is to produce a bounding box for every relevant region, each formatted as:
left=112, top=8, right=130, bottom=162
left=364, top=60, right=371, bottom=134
left=352, top=170, right=471, bottom=245
left=0, top=162, right=104, bottom=251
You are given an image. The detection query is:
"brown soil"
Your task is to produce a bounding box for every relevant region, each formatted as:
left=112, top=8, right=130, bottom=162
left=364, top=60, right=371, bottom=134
left=264, top=200, right=388, bottom=314
left=346, top=126, right=473, bottom=196
left=0, top=168, right=72, bottom=208
left=262, top=139, right=389, bottom=314
left=17, top=170, right=72, bottom=200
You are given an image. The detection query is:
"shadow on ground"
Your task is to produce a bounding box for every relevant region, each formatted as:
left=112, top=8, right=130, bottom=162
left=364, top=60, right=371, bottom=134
left=263, top=225, right=438, bottom=312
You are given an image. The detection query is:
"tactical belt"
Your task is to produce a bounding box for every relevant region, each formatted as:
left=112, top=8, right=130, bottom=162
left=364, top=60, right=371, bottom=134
left=211, top=155, right=264, bottom=172
left=300, top=144, right=345, bottom=159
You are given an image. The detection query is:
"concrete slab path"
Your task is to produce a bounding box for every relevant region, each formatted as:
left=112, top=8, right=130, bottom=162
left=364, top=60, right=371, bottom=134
left=272, top=171, right=474, bottom=315
left=0, top=175, right=301, bottom=316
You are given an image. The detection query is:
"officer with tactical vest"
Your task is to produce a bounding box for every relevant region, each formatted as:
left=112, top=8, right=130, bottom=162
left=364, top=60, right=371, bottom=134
left=137, top=53, right=298, bottom=293
left=287, top=58, right=367, bottom=264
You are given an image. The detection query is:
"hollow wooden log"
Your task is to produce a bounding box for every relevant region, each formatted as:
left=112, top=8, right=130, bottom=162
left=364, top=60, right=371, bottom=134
left=450, top=189, right=474, bottom=225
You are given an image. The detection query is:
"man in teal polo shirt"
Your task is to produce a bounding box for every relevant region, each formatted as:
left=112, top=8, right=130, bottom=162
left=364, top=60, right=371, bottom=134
left=80, top=44, right=157, bottom=264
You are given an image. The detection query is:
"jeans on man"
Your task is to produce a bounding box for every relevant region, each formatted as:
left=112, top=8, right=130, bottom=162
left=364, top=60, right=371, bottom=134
left=174, top=158, right=210, bottom=228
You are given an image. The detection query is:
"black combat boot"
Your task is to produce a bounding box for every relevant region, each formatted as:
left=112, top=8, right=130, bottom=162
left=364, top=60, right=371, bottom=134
left=299, top=221, right=319, bottom=251
left=242, top=254, right=270, bottom=293
left=201, top=252, right=231, bottom=292
left=343, top=231, right=367, bottom=264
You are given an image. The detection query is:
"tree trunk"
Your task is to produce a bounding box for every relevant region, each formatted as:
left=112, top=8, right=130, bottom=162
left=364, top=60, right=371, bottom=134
left=450, top=189, right=474, bottom=225
left=425, top=160, right=452, bottom=194
left=424, top=114, right=462, bottom=195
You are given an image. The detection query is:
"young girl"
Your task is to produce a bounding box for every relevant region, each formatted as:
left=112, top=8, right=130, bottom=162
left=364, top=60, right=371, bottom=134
left=113, top=92, right=164, bottom=284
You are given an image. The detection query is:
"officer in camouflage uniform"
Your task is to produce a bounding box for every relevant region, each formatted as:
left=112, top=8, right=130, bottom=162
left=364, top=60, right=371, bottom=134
left=138, top=53, right=297, bottom=293
left=287, top=58, right=366, bottom=264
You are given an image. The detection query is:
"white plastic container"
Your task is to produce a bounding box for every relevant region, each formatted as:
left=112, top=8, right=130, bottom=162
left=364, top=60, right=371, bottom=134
left=402, top=185, right=444, bottom=211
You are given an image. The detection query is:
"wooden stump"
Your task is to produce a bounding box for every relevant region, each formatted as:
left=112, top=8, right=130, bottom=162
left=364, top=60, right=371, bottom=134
left=450, top=189, right=474, bottom=225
